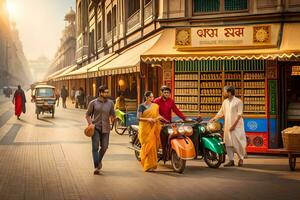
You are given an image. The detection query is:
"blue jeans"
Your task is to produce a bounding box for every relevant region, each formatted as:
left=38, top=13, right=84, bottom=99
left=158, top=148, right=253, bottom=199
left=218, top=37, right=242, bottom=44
left=92, top=128, right=110, bottom=168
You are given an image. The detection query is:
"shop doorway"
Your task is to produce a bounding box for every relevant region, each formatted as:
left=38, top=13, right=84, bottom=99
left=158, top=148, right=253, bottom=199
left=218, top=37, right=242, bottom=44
left=147, top=66, right=163, bottom=98
left=279, top=62, right=300, bottom=132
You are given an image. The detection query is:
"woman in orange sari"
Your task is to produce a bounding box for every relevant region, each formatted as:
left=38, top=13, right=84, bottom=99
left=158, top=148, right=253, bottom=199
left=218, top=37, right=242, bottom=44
left=137, top=91, right=163, bottom=172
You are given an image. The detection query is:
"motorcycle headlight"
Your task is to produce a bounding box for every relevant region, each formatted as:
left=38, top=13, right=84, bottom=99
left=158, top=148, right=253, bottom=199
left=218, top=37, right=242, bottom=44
left=183, top=126, right=193, bottom=136
left=177, top=126, right=185, bottom=135
left=167, top=128, right=174, bottom=135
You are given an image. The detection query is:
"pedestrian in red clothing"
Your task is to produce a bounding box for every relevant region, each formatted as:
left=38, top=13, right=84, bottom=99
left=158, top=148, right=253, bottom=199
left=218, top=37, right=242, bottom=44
left=153, top=85, right=187, bottom=122
left=12, top=85, right=26, bottom=120
left=153, top=85, right=192, bottom=159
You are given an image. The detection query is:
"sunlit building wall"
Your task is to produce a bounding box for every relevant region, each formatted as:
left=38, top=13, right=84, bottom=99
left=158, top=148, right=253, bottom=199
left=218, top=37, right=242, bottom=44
left=49, top=7, right=76, bottom=74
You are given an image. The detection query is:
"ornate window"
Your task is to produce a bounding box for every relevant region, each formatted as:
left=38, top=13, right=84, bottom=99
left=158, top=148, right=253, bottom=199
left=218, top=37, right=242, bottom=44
left=97, top=21, right=102, bottom=40
left=89, top=30, right=95, bottom=53
left=107, top=11, right=112, bottom=32
left=112, top=5, right=117, bottom=29
left=145, top=0, right=152, bottom=5
left=194, top=0, right=220, bottom=13
left=127, top=0, right=140, bottom=18
left=78, top=2, right=82, bottom=32
left=225, top=0, right=248, bottom=11
left=193, top=0, right=248, bottom=13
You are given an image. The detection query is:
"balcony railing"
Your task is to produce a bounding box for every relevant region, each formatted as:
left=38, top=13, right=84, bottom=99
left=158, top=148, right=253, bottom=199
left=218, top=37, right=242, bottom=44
left=144, top=2, right=153, bottom=20
left=106, top=31, right=112, bottom=42
left=76, top=46, right=88, bottom=60
left=112, top=27, right=117, bottom=37
left=97, top=39, right=103, bottom=50
left=127, top=10, right=140, bottom=30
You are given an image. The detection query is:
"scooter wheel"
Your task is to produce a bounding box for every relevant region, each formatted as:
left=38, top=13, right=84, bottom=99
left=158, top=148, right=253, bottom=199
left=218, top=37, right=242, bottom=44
left=133, top=138, right=141, bottom=161
left=204, top=149, right=223, bottom=168
left=171, top=150, right=186, bottom=173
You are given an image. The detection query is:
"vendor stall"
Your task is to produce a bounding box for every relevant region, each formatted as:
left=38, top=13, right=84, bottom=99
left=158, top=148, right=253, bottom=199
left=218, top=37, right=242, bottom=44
left=142, top=23, right=300, bottom=153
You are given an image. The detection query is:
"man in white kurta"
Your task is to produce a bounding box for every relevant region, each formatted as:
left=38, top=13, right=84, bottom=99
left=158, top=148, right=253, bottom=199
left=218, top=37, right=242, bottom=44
left=210, top=86, right=247, bottom=167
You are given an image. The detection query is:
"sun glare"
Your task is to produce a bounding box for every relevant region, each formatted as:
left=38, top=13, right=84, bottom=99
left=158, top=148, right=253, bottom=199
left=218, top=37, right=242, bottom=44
left=6, top=1, right=18, bottom=19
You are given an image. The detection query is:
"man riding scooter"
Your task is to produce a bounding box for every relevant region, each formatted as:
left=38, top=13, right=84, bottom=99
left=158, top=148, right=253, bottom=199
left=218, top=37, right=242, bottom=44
left=153, top=85, right=192, bottom=160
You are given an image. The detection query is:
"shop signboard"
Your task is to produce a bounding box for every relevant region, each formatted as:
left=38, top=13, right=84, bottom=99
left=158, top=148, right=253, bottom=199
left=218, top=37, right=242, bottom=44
left=175, top=24, right=281, bottom=50
left=244, top=118, right=268, bottom=132
left=268, top=80, right=277, bottom=115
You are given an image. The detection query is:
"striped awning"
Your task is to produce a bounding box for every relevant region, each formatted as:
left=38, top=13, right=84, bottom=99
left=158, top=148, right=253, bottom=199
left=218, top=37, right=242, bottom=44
left=63, top=53, right=116, bottom=80
left=52, top=64, right=77, bottom=81
left=47, top=65, right=75, bottom=81
left=85, top=32, right=162, bottom=78
left=141, top=24, right=300, bottom=62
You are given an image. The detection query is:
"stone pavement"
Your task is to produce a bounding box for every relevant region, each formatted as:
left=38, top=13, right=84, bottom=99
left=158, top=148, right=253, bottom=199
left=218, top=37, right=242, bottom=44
left=0, top=93, right=300, bottom=200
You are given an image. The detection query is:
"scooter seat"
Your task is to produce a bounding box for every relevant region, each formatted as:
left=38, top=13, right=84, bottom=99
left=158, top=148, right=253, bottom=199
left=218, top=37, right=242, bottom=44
left=130, top=125, right=139, bottom=132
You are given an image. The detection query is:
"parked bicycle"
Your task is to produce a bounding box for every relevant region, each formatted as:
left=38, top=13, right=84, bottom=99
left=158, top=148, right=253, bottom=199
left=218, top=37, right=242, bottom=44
left=113, top=109, right=138, bottom=135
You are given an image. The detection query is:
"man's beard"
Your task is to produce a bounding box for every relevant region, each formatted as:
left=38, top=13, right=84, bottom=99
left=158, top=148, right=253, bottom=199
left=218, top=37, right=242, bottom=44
left=100, top=95, right=107, bottom=99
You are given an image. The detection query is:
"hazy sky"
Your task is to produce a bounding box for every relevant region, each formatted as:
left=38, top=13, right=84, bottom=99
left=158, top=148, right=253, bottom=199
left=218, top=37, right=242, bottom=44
left=7, top=0, right=75, bottom=60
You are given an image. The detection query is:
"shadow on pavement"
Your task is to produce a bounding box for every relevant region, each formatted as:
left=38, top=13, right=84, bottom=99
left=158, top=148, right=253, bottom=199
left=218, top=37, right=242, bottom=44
left=242, top=163, right=298, bottom=172
left=37, top=118, right=55, bottom=124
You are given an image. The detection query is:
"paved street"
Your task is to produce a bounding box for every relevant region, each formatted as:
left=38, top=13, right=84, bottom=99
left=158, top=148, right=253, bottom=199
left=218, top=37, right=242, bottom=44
left=0, top=93, right=299, bottom=200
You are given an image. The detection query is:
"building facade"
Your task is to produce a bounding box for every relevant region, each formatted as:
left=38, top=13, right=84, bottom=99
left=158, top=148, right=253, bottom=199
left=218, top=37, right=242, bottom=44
left=0, top=0, right=32, bottom=89
left=49, top=7, right=76, bottom=74
left=50, top=0, right=300, bottom=152
left=0, top=0, right=10, bottom=88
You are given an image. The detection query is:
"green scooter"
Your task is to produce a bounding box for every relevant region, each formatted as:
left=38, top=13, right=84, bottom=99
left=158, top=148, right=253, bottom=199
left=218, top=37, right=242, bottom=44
left=190, top=118, right=226, bottom=168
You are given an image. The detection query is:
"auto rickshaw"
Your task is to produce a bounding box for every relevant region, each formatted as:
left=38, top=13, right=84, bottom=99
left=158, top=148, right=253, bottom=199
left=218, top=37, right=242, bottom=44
left=32, top=84, right=56, bottom=119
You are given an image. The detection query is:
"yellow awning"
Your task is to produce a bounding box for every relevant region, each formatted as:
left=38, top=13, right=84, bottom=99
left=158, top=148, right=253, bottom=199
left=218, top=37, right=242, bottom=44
left=53, top=64, right=77, bottom=81
left=89, top=32, right=162, bottom=77
left=86, top=53, right=119, bottom=78
left=47, top=64, right=75, bottom=81
left=63, top=53, right=116, bottom=80
left=141, top=23, right=300, bottom=62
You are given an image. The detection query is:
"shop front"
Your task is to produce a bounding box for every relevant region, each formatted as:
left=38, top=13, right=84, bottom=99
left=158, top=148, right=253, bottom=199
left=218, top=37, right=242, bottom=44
left=141, top=23, right=300, bottom=153
left=57, top=32, right=163, bottom=111
left=48, top=64, right=78, bottom=95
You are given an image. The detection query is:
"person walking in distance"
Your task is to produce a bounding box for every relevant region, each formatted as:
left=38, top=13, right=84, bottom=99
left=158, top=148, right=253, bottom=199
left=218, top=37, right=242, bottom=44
left=12, top=85, right=26, bottom=120
left=86, top=86, right=116, bottom=175
left=70, top=87, right=76, bottom=104
left=60, top=85, right=69, bottom=108
left=55, top=89, right=60, bottom=107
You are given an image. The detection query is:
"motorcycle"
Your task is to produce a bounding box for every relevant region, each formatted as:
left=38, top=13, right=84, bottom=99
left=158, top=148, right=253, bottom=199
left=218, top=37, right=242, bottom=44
left=129, top=121, right=195, bottom=173
left=190, top=118, right=226, bottom=168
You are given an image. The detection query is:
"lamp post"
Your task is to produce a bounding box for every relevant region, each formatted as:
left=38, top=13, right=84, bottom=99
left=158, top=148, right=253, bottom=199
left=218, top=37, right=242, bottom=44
left=5, top=39, right=10, bottom=86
